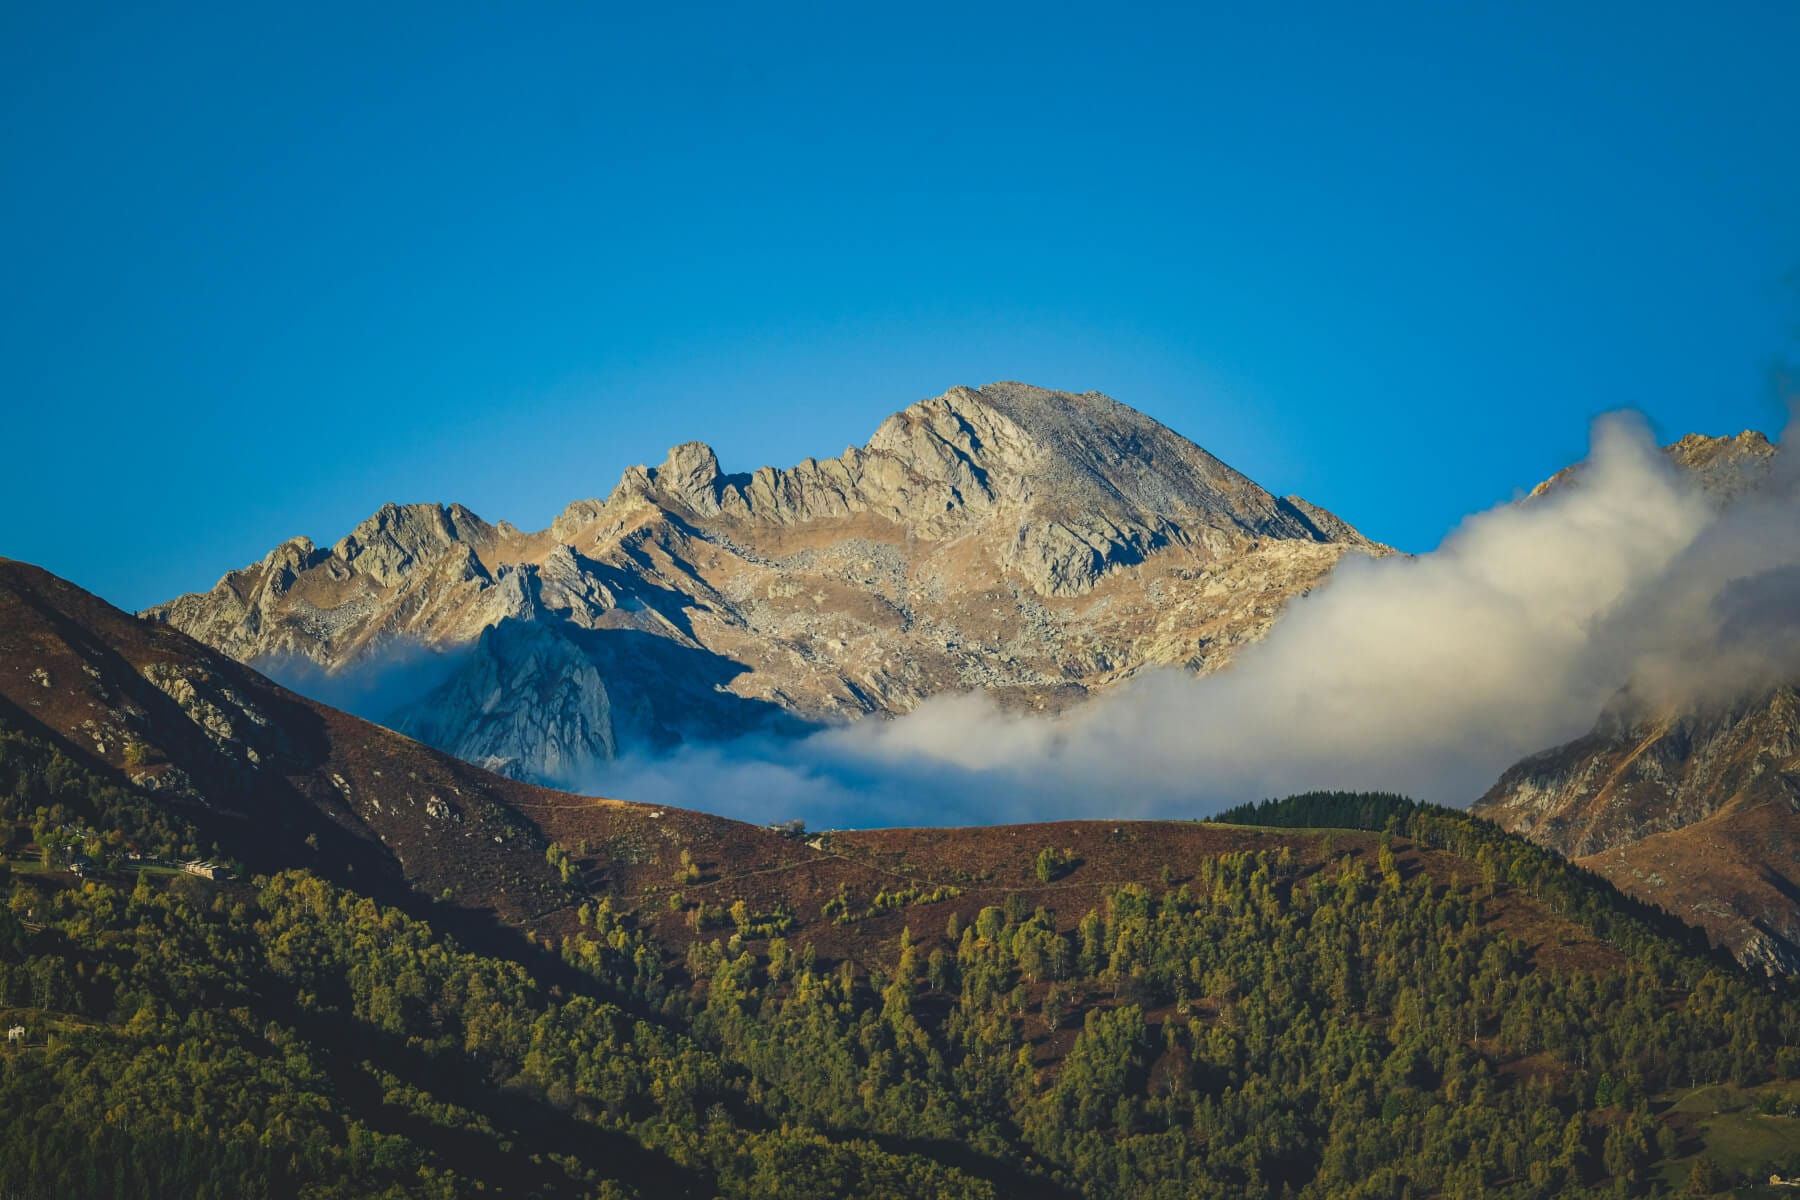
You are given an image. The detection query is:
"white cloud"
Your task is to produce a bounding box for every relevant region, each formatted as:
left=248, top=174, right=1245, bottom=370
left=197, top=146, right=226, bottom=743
left=589, top=411, right=1799, bottom=827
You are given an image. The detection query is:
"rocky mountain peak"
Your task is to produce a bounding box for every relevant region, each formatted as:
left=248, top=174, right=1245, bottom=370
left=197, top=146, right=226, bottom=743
left=330, top=502, right=499, bottom=588
left=258, top=536, right=328, bottom=595
left=147, top=381, right=1383, bottom=783
left=559, top=383, right=1370, bottom=595
left=1531, top=428, right=1778, bottom=504
left=1664, top=430, right=1779, bottom=502
left=846, top=381, right=1289, bottom=528
left=645, top=441, right=728, bottom=515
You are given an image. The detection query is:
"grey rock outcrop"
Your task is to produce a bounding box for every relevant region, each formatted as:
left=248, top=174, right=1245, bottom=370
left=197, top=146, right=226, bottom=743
left=396, top=619, right=616, bottom=786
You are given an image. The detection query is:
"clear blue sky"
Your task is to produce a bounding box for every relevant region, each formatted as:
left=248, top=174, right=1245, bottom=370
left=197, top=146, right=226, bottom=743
left=4, top=2, right=1796, bottom=611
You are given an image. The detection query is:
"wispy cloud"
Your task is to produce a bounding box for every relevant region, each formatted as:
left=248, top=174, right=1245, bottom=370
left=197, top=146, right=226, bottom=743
left=258, top=641, right=472, bottom=728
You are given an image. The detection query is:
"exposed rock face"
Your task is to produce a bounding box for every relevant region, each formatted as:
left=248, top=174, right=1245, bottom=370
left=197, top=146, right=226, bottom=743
left=1664, top=430, right=1781, bottom=501
left=146, top=382, right=1384, bottom=782
left=1475, top=618, right=1800, bottom=975
left=395, top=619, right=616, bottom=786
left=140, top=661, right=285, bottom=768
left=1475, top=686, right=1800, bottom=859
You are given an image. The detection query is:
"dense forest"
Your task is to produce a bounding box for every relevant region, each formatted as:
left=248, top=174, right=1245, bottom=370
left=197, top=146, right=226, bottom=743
left=3, top=729, right=1798, bottom=1198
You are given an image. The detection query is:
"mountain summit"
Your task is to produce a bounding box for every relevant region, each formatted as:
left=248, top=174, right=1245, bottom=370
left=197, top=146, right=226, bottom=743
left=146, top=383, right=1381, bottom=784
left=561, top=383, right=1359, bottom=585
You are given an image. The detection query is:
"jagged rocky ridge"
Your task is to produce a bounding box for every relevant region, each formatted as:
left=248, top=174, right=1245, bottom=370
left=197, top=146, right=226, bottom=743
left=1530, top=428, right=1778, bottom=501
left=146, top=383, right=1384, bottom=785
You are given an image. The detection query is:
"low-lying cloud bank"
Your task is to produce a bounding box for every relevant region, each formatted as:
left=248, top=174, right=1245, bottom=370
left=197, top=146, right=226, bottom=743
left=259, top=642, right=474, bottom=729
left=587, top=412, right=1800, bottom=828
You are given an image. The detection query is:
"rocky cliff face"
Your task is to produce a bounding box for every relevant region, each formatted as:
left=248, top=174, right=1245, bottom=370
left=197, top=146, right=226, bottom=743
left=1474, top=685, right=1800, bottom=859
left=1474, top=685, right=1800, bottom=974
left=394, top=619, right=618, bottom=781
left=145, top=382, right=1383, bottom=784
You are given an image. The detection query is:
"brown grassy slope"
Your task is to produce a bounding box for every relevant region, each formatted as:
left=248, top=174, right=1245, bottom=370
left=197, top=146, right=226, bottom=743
left=0, top=557, right=845, bottom=940
left=1578, top=789, right=1800, bottom=974
left=517, top=803, right=1624, bottom=984
left=0, top=557, right=578, bottom=922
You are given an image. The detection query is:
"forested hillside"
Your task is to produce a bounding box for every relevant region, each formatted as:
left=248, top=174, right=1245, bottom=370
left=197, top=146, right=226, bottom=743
left=4, top=726, right=1798, bottom=1199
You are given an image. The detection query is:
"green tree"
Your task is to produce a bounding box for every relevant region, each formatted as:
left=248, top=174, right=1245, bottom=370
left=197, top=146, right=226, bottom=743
left=1042, top=984, right=1069, bottom=1033
left=1685, top=1155, right=1721, bottom=1196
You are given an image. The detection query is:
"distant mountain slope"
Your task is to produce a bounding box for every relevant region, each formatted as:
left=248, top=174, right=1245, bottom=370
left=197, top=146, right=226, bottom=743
left=1530, top=429, right=1777, bottom=502
left=1474, top=684, right=1800, bottom=974
left=1477, top=428, right=1800, bottom=974
left=1475, top=684, right=1800, bottom=859
left=1580, top=788, right=1800, bottom=976
left=0, top=556, right=574, bottom=923
left=145, top=382, right=1384, bottom=784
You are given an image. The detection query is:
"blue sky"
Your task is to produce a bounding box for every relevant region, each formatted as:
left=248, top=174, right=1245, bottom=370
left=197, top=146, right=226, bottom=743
left=3, top=1, right=1796, bottom=611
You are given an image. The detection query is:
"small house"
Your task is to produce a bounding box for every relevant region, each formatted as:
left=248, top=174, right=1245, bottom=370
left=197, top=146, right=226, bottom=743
left=6, top=1026, right=23, bottom=1043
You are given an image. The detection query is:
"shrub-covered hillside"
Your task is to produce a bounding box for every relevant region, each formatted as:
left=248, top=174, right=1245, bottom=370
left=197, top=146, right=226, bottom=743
left=4, top=727, right=1799, bottom=1199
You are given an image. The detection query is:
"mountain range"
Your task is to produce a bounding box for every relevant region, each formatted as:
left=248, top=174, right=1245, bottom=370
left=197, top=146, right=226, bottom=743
left=4, top=389, right=1800, bottom=1195
left=118, top=383, right=1800, bottom=975
left=10, top=552, right=1797, bottom=1196
left=144, top=383, right=1383, bottom=785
